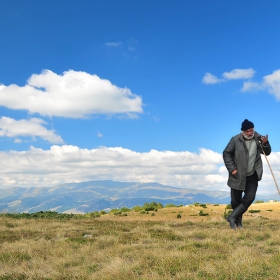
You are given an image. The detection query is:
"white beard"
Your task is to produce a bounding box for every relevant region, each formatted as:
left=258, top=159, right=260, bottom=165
left=242, top=131, right=255, bottom=140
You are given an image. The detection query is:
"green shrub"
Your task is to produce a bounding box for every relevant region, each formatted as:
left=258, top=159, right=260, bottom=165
left=223, top=209, right=232, bottom=219
left=89, top=211, right=101, bottom=218
left=120, top=207, right=131, bottom=213
left=248, top=209, right=261, bottom=213
left=198, top=210, right=209, bottom=216
left=109, top=208, right=120, bottom=214
left=165, top=203, right=177, bottom=208
left=143, top=201, right=163, bottom=211
left=132, top=205, right=142, bottom=212
left=192, top=202, right=207, bottom=208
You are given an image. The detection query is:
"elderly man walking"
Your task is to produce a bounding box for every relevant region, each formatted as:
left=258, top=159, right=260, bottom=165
left=223, top=119, right=271, bottom=229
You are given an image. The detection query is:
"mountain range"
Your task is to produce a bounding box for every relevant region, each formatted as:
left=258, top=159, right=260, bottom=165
left=0, top=180, right=278, bottom=214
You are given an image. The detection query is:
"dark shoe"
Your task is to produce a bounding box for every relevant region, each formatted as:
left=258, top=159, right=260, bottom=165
left=227, top=204, right=246, bottom=230
left=235, top=215, right=243, bottom=229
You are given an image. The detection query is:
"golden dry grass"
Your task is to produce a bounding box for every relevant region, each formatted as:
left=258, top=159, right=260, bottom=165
left=99, top=201, right=280, bottom=222
left=0, top=202, right=280, bottom=279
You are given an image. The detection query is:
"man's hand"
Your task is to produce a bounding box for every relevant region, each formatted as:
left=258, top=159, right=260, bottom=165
left=260, top=134, right=268, bottom=144
left=232, top=169, right=237, bottom=175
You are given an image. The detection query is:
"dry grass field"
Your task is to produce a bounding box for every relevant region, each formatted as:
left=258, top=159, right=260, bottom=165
left=0, top=202, right=280, bottom=279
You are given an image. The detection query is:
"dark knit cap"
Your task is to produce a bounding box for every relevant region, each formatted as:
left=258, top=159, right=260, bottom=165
left=241, top=119, right=254, bottom=131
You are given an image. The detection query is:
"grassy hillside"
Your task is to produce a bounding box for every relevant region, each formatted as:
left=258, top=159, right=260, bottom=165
left=0, top=202, right=280, bottom=279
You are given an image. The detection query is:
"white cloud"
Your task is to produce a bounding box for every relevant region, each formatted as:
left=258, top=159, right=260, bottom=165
left=0, top=145, right=279, bottom=195
left=0, top=70, right=143, bottom=118
left=14, top=138, right=22, bottom=143
left=202, top=67, right=280, bottom=101
left=202, top=72, right=223, bottom=84
left=105, top=41, right=122, bottom=47
left=0, top=117, right=63, bottom=144
left=97, top=131, right=103, bottom=138
left=241, top=81, right=263, bottom=92
left=204, top=174, right=225, bottom=184
left=203, top=68, right=256, bottom=85
left=263, top=69, right=280, bottom=100
left=0, top=146, right=222, bottom=189
left=240, top=69, right=280, bottom=100
left=222, top=68, right=255, bottom=80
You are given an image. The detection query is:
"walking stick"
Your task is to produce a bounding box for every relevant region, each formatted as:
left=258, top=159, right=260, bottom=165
left=258, top=138, right=280, bottom=196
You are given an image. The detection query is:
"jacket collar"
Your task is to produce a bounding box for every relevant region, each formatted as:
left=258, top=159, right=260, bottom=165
left=238, top=131, right=261, bottom=142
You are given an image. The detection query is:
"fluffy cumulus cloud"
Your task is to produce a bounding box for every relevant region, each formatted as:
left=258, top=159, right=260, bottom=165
left=0, top=146, right=279, bottom=195
left=202, top=73, right=223, bottom=84
left=263, top=69, right=280, bottom=100
left=0, top=70, right=143, bottom=118
left=203, top=67, right=280, bottom=101
left=222, top=68, right=255, bottom=80
left=241, top=69, right=280, bottom=101
left=202, top=68, right=255, bottom=85
left=0, top=117, right=63, bottom=143
left=241, top=81, right=264, bottom=92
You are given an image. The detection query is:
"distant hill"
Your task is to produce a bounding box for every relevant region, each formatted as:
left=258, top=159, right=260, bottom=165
left=0, top=180, right=277, bottom=213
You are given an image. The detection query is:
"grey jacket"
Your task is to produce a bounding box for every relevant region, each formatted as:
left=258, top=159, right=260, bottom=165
left=223, top=132, right=271, bottom=190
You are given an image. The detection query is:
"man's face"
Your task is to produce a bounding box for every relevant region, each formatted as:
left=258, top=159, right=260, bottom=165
left=243, top=128, right=254, bottom=137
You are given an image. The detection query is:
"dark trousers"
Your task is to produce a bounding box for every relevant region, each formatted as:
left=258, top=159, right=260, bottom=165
left=231, top=171, right=258, bottom=210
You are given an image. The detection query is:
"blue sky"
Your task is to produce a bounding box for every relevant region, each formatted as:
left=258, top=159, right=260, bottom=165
left=0, top=0, right=280, bottom=195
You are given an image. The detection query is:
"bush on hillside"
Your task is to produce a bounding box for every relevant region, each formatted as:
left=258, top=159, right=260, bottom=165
left=165, top=203, right=177, bottom=208
left=120, top=207, right=131, bottom=213
left=143, top=201, right=163, bottom=211
left=255, top=200, right=264, bottom=204
left=131, top=205, right=142, bottom=212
